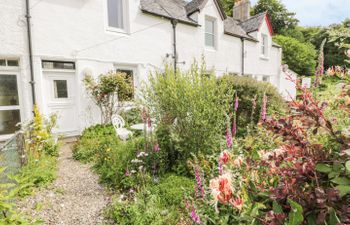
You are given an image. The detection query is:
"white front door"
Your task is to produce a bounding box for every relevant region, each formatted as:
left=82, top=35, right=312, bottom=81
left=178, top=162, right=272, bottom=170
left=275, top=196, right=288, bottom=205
left=44, top=71, right=79, bottom=136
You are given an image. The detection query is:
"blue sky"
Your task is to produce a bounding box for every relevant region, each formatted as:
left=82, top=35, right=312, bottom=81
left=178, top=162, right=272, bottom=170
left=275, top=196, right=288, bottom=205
left=250, top=0, right=350, bottom=27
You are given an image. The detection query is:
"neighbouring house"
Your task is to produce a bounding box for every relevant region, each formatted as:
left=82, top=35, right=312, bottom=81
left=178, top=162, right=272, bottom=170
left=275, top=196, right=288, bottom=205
left=0, top=0, right=295, bottom=140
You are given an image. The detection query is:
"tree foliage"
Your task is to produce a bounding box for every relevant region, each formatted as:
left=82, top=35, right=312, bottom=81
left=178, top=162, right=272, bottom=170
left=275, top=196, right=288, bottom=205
left=252, top=0, right=298, bottom=34
left=273, top=35, right=317, bottom=75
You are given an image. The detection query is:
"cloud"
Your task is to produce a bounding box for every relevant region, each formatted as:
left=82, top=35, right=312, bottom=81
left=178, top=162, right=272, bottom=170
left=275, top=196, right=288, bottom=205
left=250, top=0, right=350, bottom=26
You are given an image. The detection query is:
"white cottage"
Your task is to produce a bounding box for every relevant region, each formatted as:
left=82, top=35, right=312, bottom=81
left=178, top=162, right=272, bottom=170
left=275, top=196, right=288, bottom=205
left=0, top=0, right=295, bottom=140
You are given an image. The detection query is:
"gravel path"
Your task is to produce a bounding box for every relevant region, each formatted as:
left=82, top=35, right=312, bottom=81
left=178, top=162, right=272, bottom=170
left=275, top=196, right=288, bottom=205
left=17, top=142, right=111, bottom=225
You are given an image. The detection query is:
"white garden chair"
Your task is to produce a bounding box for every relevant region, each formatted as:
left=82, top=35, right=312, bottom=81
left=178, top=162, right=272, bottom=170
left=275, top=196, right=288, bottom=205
left=112, top=115, right=132, bottom=141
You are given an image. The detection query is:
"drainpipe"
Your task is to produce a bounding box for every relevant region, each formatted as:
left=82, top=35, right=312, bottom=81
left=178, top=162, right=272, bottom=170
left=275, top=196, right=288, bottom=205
left=171, top=19, right=178, bottom=74
left=241, top=38, right=245, bottom=76
left=25, top=0, right=36, bottom=106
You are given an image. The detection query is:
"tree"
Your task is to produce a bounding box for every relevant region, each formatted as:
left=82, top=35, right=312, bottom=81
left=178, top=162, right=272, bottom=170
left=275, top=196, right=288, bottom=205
left=83, top=71, right=133, bottom=124
left=273, top=35, right=317, bottom=76
left=221, top=0, right=235, bottom=16
left=252, top=0, right=298, bottom=34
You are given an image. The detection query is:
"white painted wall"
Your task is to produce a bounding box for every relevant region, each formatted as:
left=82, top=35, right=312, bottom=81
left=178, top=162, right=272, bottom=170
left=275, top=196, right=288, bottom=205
left=0, top=0, right=290, bottom=136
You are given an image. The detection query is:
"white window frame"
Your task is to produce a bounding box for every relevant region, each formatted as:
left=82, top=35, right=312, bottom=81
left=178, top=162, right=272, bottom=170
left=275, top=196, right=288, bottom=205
left=0, top=62, right=22, bottom=139
left=105, top=0, right=130, bottom=34
left=261, top=34, right=269, bottom=58
left=204, top=16, right=217, bottom=50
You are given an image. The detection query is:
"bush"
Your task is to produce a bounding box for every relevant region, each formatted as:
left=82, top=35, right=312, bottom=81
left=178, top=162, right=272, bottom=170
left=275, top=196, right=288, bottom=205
left=273, top=35, right=317, bottom=75
left=107, top=174, right=193, bottom=225
left=72, top=124, right=117, bottom=162
left=143, top=64, right=231, bottom=174
left=218, top=75, right=286, bottom=134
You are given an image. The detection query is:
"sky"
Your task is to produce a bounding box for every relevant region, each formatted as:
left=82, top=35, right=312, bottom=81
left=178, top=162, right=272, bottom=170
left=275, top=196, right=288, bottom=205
left=250, top=0, right=350, bottom=27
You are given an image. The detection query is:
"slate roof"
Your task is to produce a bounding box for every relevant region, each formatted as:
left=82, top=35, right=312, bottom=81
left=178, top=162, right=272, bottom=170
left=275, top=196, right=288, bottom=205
left=140, top=0, right=198, bottom=25
left=140, top=0, right=272, bottom=44
left=238, top=12, right=266, bottom=33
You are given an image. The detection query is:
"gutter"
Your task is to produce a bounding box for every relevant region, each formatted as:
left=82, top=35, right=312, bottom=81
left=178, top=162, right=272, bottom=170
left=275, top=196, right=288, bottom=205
left=171, top=19, right=178, bottom=74
left=25, top=0, right=36, bottom=106
left=241, top=38, right=245, bottom=76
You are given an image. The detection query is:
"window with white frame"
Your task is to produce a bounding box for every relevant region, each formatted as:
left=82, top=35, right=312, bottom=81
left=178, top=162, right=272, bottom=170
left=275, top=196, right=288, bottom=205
left=0, top=59, right=21, bottom=135
left=261, top=34, right=268, bottom=57
left=107, top=0, right=127, bottom=31
left=205, top=17, right=216, bottom=48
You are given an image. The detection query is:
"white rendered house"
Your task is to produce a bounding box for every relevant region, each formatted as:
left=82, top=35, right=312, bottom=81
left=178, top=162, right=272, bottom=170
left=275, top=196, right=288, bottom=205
left=0, top=0, right=295, bottom=140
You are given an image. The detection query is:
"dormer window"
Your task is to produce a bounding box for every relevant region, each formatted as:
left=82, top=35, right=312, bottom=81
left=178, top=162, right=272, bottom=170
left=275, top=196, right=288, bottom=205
left=261, top=34, right=268, bottom=57
left=107, top=0, right=128, bottom=32
left=205, top=17, right=216, bottom=49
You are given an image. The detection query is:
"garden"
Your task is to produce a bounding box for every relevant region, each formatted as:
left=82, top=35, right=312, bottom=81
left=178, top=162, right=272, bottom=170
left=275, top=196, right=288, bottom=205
left=0, top=106, right=59, bottom=224
left=71, top=54, right=350, bottom=224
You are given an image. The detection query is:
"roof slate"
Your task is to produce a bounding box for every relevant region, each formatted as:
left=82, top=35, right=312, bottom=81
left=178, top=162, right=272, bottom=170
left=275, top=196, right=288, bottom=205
left=140, top=0, right=270, bottom=43
left=238, top=12, right=266, bottom=33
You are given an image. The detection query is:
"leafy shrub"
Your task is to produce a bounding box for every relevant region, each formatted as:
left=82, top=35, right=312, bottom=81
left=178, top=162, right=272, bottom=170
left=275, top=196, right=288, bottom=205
left=107, top=174, right=193, bottom=225
left=94, top=137, right=143, bottom=189
left=143, top=64, right=231, bottom=174
left=152, top=174, right=194, bottom=206
left=83, top=71, right=133, bottom=124
left=218, top=75, right=286, bottom=134
left=120, top=107, right=143, bottom=127
left=72, top=124, right=116, bottom=162
left=273, top=35, right=317, bottom=75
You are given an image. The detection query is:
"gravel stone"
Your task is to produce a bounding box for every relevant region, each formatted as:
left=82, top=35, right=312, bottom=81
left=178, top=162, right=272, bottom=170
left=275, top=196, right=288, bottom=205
left=17, top=143, right=112, bottom=225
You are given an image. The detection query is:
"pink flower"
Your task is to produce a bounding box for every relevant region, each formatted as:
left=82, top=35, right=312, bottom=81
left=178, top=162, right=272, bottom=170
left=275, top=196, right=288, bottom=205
left=234, top=93, right=239, bottom=112
left=194, top=165, right=205, bottom=198
left=261, top=93, right=267, bottom=122
left=124, top=169, right=130, bottom=177
left=153, top=143, right=160, bottom=152
left=226, top=126, right=233, bottom=148
left=232, top=197, right=244, bottom=211
left=233, top=156, right=243, bottom=168
left=219, top=150, right=231, bottom=165
left=232, top=117, right=237, bottom=137
left=190, top=208, right=201, bottom=224
left=218, top=161, right=223, bottom=175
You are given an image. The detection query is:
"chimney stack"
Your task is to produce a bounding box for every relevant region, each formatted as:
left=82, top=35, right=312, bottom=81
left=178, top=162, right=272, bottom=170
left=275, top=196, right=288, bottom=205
left=232, top=0, right=251, bottom=21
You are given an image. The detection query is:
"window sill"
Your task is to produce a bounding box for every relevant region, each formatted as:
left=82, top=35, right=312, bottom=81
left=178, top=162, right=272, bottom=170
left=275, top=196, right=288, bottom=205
left=260, top=56, right=270, bottom=61
left=106, top=27, right=130, bottom=35
left=205, top=47, right=217, bottom=52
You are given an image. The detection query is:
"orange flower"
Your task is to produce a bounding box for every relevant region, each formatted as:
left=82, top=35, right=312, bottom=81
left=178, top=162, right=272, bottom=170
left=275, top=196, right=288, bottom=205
left=219, top=150, right=231, bottom=165
left=209, top=173, right=233, bottom=205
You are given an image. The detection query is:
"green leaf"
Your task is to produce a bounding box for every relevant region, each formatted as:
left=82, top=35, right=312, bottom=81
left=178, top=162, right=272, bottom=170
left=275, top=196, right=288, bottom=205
left=328, top=171, right=340, bottom=179
left=316, top=163, right=332, bottom=173
left=332, top=177, right=350, bottom=185
left=287, top=199, right=304, bottom=225
left=343, top=149, right=350, bottom=156
left=346, top=161, right=350, bottom=173
left=273, top=201, right=283, bottom=214
left=306, top=214, right=317, bottom=225
left=336, top=185, right=350, bottom=197
left=329, top=208, right=341, bottom=225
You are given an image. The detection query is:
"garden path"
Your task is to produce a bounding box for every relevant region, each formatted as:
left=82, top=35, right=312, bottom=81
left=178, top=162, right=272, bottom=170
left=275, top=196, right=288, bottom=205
left=17, top=142, right=111, bottom=225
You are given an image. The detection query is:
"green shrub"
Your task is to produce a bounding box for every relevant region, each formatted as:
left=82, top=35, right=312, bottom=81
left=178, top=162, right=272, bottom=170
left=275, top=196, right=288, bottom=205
left=143, top=64, right=232, bottom=174
left=120, top=107, right=143, bottom=127
left=153, top=174, right=194, bottom=206
left=94, top=137, right=143, bottom=189
left=218, top=75, right=286, bottom=134
left=107, top=174, right=193, bottom=225
left=72, top=124, right=116, bottom=162
left=273, top=35, right=317, bottom=75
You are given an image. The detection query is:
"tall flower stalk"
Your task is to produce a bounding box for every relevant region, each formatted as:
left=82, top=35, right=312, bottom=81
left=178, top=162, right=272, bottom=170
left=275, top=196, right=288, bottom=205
left=314, top=38, right=327, bottom=87
left=260, top=93, right=267, bottom=122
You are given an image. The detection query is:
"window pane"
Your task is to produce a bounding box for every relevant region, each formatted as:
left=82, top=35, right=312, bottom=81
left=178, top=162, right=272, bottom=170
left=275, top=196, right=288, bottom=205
left=108, top=0, right=124, bottom=29
left=42, top=61, right=75, bottom=70
left=205, top=19, right=214, bottom=34
left=54, top=80, right=68, bottom=98
left=0, top=110, right=20, bottom=135
left=0, top=75, right=19, bottom=106
left=205, top=33, right=214, bottom=47
left=7, top=60, right=19, bottom=67
left=0, top=59, right=6, bottom=66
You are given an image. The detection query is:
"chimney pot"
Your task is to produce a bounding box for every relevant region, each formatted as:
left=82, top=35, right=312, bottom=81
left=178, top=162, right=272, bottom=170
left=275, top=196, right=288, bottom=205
left=232, top=0, right=251, bottom=21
